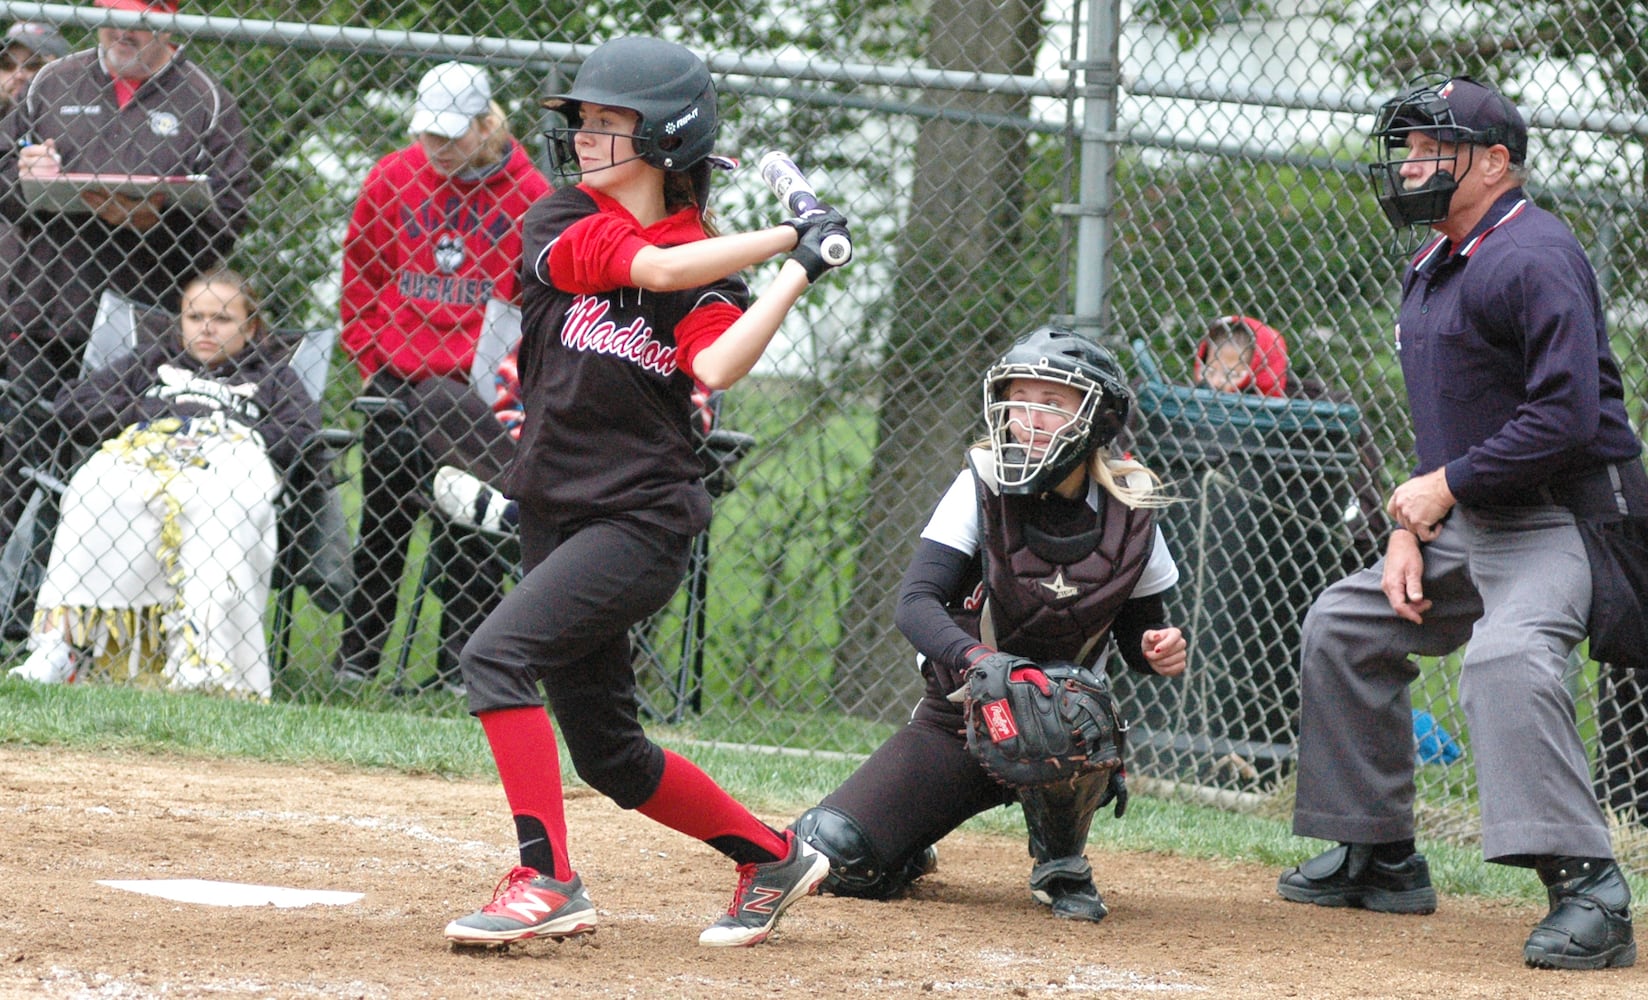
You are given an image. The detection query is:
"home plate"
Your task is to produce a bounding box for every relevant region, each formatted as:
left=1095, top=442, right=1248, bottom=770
left=97, top=879, right=363, bottom=908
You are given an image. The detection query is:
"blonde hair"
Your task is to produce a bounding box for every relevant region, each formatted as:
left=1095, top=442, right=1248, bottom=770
left=468, top=100, right=513, bottom=169
left=1091, top=448, right=1176, bottom=509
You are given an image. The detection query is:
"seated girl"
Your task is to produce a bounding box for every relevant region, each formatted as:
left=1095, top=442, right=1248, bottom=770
left=10, top=268, right=320, bottom=699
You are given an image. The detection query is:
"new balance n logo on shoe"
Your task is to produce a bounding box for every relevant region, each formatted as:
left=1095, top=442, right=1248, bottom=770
left=699, top=832, right=829, bottom=947
left=740, top=885, right=786, bottom=916
left=445, top=867, right=598, bottom=946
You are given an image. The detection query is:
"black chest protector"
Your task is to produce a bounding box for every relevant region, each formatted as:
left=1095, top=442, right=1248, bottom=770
left=949, top=452, right=1155, bottom=666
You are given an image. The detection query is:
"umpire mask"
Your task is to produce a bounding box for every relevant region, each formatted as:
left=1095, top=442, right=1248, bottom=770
left=1369, top=76, right=1527, bottom=231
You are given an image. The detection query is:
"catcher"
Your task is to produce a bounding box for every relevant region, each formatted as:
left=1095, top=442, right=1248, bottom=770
left=794, top=323, right=1186, bottom=921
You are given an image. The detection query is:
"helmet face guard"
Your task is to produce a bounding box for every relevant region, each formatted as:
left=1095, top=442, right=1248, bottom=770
left=982, top=326, right=1131, bottom=496
left=1368, top=78, right=1516, bottom=230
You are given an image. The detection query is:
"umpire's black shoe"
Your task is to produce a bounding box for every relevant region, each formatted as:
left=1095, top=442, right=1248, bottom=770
left=1277, top=843, right=1437, bottom=914
left=1523, top=857, right=1636, bottom=970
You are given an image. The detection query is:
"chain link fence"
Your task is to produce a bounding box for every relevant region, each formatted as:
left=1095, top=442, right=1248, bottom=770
left=0, top=1, right=1644, bottom=869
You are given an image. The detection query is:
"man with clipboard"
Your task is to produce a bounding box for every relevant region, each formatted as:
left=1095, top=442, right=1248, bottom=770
left=0, top=0, right=252, bottom=543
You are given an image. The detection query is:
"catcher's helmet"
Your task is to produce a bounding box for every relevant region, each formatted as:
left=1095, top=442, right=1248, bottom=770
left=543, top=36, right=719, bottom=174
left=1368, top=76, right=1527, bottom=230
left=983, top=325, right=1131, bottom=496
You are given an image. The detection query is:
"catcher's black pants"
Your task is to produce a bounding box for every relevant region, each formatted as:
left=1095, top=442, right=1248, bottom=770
left=818, top=698, right=1015, bottom=869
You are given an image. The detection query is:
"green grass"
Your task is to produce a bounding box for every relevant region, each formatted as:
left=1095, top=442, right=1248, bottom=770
left=7, top=674, right=1641, bottom=908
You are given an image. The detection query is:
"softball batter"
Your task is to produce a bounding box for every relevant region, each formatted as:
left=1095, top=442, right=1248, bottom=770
left=443, top=35, right=847, bottom=949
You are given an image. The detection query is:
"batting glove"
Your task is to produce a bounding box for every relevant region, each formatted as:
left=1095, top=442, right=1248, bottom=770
left=790, top=221, right=851, bottom=282
left=780, top=204, right=848, bottom=242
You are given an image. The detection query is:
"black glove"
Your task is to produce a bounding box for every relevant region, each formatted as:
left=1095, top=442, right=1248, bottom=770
left=780, top=205, right=848, bottom=241
left=1097, top=765, right=1129, bottom=818
left=789, top=220, right=852, bottom=283
left=958, top=656, right=1126, bottom=790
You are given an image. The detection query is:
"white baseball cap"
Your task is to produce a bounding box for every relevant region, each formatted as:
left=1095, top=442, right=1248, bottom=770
left=410, top=62, right=491, bottom=139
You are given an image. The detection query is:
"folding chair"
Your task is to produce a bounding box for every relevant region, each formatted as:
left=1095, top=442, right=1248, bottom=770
left=267, top=325, right=354, bottom=678
left=0, top=290, right=349, bottom=683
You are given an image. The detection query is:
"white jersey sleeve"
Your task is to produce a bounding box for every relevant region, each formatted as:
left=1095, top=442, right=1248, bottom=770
left=1133, top=525, right=1180, bottom=597
left=917, top=467, right=982, bottom=557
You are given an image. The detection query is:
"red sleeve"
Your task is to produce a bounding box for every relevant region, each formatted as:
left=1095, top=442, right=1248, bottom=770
left=545, top=212, right=652, bottom=293
left=339, top=161, right=394, bottom=379
left=674, top=300, right=744, bottom=379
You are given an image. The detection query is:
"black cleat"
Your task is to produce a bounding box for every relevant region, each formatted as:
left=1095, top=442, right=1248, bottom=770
left=1030, top=855, right=1108, bottom=923
left=1277, top=843, right=1437, bottom=914
left=1523, top=857, right=1635, bottom=970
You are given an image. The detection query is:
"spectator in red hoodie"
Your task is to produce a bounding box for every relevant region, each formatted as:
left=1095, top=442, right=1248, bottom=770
left=1193, top=314, right=1289, bottom=397
left=335, top=62, right=551, bottom=692
left=1194, top=312, right=1390, bottom=569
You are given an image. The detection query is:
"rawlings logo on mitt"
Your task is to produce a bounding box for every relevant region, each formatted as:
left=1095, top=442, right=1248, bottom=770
left=952, top=650, right=1126, bottom=790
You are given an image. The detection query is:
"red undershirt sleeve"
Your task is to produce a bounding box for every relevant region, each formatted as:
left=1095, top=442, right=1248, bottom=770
left=546, top=212, right=652, bottom=292
left=674, top=300, right=743, bottom=379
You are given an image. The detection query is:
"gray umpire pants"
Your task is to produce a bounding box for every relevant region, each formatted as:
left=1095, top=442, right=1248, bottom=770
left=1292, top=503, right=1614, bottom=865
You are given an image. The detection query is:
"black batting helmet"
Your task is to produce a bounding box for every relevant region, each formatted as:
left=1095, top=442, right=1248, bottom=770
left=983, top=325, right=1132, bottom=495
left=543, top=36, right=719, bottom=173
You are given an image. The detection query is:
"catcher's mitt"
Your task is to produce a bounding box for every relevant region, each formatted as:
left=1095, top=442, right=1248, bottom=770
left=953, top=651, right=1125, bottom=789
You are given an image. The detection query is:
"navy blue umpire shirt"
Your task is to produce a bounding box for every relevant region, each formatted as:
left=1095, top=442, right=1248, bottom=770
left=1396, top=187, right=1641, bottom=507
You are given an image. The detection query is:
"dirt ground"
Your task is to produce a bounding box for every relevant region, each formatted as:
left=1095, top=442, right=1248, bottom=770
left=0, top=745, right=1643, bottom=1000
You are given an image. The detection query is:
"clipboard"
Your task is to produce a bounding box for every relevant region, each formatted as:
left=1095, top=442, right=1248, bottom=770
left=21, top=172, right=214, bottom=214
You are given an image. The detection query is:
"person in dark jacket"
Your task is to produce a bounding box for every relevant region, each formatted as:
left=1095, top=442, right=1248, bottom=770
left=1277, top=75, right=1641, bottom=972
left=0, top=20, right=69, bottom=113
left=7, top=268, right=318, bottom=699
left=0, top=0, right=253, bottom=542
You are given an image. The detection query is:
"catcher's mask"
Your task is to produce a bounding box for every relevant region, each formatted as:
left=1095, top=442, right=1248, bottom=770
left=1369, top=75, right=1527, bottom=231
left=542, top=35, right=722, bottom=191
left=983, top=325, right=1131, bottom=496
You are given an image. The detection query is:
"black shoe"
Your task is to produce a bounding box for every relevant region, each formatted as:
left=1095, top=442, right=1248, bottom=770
left=1277, top=843, right=1437, bottom=914
left=1523, top=858, right=1636, bottom=970
left=1030, top=856, right=1108, bottom=923
left=904, top=844, right=938, bottom=884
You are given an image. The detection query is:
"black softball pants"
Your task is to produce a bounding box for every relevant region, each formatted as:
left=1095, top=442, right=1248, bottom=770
left=819, top=699, right=1016, bottom=869
left=460, top=510, right=691, bottom=809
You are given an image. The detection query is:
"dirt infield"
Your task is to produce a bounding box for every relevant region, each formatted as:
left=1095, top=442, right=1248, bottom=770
left=0, top=745, right=1642, bottom=999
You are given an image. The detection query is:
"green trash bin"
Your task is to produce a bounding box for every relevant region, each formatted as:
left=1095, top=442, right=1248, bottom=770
left=1115, top=339, right=1366, bottom=790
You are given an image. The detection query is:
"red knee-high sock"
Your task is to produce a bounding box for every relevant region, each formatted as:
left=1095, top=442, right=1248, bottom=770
left=478, top=706, right=573, bottom=881
left=635, top=749, right=787, bottom=864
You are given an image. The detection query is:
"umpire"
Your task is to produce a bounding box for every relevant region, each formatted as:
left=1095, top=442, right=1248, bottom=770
left=1277, top=76, right=1641, bottom=971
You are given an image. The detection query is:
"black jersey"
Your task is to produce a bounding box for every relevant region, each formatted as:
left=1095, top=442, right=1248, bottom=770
left=505, top=185, right=749, bottom=534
